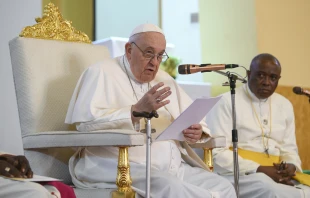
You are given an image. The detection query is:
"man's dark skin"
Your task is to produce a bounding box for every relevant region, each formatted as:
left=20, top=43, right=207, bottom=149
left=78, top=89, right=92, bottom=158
left=247, top=53, right=296, bottom=186
left=0, top=154, right=33, bottom=178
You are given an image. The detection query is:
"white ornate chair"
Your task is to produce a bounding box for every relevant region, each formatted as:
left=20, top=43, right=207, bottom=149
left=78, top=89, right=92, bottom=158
left=9, top=3, right=143, bottom=198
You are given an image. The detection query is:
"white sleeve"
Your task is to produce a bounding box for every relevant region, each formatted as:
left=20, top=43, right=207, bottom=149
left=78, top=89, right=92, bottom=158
left=206, top=96, right=260, bottom=175
left=76, top=105, right=135, bottom=131
left=279, top=100, right=302, bottom=172
left=66, top=61, right=137, bottom=131
left=71, top=66, right=135, bottom=131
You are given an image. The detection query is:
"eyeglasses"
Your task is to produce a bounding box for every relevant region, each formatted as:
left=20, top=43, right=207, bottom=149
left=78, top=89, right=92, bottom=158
left=131, top=42, right=169, bottom=62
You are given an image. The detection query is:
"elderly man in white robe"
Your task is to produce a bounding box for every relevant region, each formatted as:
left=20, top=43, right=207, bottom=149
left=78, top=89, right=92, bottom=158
left=0, top=152, right=60, bottom=198
left=206, top=53, right=310, bottom=197
left=65, top=23, right=236, bottom=198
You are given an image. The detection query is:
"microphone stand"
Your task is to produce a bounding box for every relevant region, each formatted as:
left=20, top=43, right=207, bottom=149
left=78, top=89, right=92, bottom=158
left=132, top=110, right=158, bottom=198
left=213, top=71, right=246, bottom=198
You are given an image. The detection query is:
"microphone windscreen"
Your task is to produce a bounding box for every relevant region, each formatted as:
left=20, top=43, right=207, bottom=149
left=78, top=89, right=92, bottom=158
left=178, top=65, right=186, bottom=74
left=226, top=64, right=239, bottom=68
left=293, top=86, right=302, bottom=94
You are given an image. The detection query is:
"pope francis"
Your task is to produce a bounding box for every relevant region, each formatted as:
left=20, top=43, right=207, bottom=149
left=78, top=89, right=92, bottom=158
left=65, top=24, right=236, bottom=198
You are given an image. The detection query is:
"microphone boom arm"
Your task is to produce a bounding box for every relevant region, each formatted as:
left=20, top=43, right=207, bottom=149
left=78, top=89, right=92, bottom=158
left=214, top=70, right=247, bottom=83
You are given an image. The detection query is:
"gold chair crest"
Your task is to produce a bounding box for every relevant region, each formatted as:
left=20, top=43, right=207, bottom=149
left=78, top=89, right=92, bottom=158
left=20, top=3, right=91, bottom=44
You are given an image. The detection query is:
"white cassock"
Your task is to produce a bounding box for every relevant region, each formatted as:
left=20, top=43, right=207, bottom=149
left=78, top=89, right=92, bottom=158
left=0, top=152, right=60, bottom=198
left=65, top=55, right=236, bottom=198
left=206, top=84, right=310, bottom=198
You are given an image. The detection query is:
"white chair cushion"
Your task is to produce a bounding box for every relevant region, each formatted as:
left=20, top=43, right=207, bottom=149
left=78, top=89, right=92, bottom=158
left=23, top=130, right=145, bottom=149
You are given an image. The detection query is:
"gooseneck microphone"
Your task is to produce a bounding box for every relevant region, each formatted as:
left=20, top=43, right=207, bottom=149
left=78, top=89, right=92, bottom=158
left=178, top=64, right=239, bottom=74
left=293, top=86, right=310, bottom=97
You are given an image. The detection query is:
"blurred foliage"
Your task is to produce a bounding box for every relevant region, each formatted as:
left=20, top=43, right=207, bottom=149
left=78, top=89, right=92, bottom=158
left=160, top=56, right=181, bottom=79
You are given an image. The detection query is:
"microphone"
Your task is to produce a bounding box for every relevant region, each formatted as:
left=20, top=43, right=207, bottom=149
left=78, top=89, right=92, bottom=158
left=293, top=86, right=310, bottom=97
left=178, top=64, right=239, bottom=74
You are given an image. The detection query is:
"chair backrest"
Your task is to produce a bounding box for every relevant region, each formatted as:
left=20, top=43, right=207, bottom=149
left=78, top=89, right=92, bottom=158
left=9, top=37, right=110, bottom=136
left=276, top=85, right=310, bottom=170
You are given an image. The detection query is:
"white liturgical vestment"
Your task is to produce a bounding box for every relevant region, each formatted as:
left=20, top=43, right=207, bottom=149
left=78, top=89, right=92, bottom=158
left=207, top=84, right=301, bottom=175
left=65, top=55, right=236, bottom=198
left=206, top=84, right=309, bottom=198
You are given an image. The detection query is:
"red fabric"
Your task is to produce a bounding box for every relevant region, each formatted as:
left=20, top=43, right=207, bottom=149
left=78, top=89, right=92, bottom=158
left=41, top=181, right=76, bottom=198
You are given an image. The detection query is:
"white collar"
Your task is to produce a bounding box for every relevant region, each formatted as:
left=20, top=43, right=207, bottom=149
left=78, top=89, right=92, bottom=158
left=244, top=83, right=269, bottom=103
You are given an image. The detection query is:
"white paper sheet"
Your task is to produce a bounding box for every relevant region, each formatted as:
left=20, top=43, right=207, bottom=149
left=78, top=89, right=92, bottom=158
left=2, top=174, right=61, bottom=182
left=156, top=96, right=222, bottom=141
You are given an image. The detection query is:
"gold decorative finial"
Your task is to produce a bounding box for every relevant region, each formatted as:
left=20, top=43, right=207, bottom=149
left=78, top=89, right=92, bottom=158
left=19, top=3, right=91, bottom=44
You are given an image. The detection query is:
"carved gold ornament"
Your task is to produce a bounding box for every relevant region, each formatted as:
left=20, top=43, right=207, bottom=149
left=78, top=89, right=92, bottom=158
left=112, top=147, right=136, bottom=198
left=20, top=3, right=91, bottom=43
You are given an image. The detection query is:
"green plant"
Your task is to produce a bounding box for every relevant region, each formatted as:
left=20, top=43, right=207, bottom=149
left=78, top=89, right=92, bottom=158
left=160, top=56, right=181, bottom=79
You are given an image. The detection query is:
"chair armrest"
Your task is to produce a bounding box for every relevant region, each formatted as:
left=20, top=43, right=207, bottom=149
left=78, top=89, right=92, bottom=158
left=190, top=136, right=226, bottom=171
left=190, top=136, right=226, bottom=149
left=22, top=130, right=145, bottom=149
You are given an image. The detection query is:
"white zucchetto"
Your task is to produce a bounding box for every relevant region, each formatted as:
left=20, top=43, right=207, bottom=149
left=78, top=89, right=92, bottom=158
left=129, top=23, right=165, bottom=37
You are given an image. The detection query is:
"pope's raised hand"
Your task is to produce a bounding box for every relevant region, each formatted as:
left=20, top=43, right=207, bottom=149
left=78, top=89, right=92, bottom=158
left=132, top=82, right=171, bottom=114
